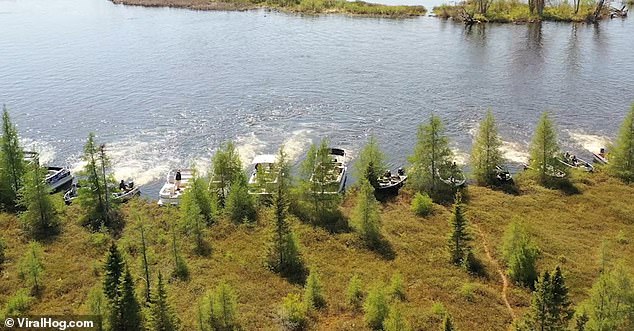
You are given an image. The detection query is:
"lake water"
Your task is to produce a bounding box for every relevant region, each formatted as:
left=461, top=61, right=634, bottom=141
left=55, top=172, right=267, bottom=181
left=1, top=0, right=633, bottom=196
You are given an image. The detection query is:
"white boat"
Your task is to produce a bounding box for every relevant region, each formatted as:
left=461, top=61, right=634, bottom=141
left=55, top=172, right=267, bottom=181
left=24, top=151, right=74, bottom=192
left=309, top=148, right=348, bottom=194
left=248, top=154, right=278, bottom=195
left=113, top=181, right=141, bottom=202
left=559, top=152, right=594, bottom=172
left=494, top=165, right=513, bottom=182
left=158, top=169, right=194, bottom=206
left=592, top=148, right=609, bottom=165
left=436, top=167, right=466, bottom=187
left=376, top=168, right=407, bottom=194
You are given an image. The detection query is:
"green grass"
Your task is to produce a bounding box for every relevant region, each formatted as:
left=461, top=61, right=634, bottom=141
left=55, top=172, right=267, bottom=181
left=0, top=171, right=632, bottom=329
left=433, top=0, right=603, bottom=23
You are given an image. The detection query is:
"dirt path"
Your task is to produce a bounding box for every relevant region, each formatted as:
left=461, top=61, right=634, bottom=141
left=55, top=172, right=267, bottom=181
left=473, top=223, right=516, bottom=320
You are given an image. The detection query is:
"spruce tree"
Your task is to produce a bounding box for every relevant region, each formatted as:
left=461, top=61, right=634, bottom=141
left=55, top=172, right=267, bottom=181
left=139, top=221, right=151, bottom=304
left=388, top=272, right=406, bottom=301
left=364, top=284, right=388, bottom=330
left=471, top=110, right=504, bottom=185
left=584, top=263, right=634, bottom=330
left=502, top=220, right=540, bottom=288
left=304, top=268, right=325, bottom=310
left=18, top=161, right=59, bottom=239
left=18, top=241, right=44, bottom=293
left=0, top=105, right=26, bottom=209
left=355, top=135, right=386, bottom=189
left=211, top=141, right=242, bottom=206
left=527, top=270, right=553, bottom=330
left=351, top=180, right=382, bottom=248
left=609, top=104, right=634, bottom=183
left=225, top=172, right=256, bottom=223
left=384, top=304, right=410, bottom=331
left=549, top=266, right=573, bottom=328
left=300, top=139, right=341, bottom=225
left=447, top=195, right=471, bottom=266
left=110, top=268, right=142, bottom=331
left=213, top=281, right=238, bottom=331
left=266, top=147, right=303, bottom=277
left=408, top=114, right=453, bottom=198
left=147, top=271, right=180, bottom=331
left=180, top=186, right=207, bottom=255
left=442, top=313, right=455, bottom=331
left=528, top=112, right=564, bottom=184
left=103, top=243, right=124, bottom=302
left=346, top=274, right=364, bottom=309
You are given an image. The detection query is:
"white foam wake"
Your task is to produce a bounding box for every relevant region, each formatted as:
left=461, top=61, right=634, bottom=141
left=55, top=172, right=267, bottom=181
left=567, top=131, right=611, bottom=154
left=500, top=141, right=530, bottom=164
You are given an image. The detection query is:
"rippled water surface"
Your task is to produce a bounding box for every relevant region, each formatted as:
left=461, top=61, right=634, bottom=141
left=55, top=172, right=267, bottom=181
left=1, top=0, right=633, bottom=194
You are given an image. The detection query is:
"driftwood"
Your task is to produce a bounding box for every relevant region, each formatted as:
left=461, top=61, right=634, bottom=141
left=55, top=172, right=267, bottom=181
left=610, top=5, right=628, bottom=18
left=459, top=7, right=481, bottom=25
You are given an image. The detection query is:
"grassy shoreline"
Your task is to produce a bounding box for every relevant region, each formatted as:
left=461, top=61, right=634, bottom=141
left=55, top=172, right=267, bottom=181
left=111, top=0, right=427, bottom=18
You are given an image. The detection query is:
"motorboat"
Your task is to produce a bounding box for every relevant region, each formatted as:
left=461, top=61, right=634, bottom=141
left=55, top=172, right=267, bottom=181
left=158, top=169, right=194, bottom=206
left=592, top=148, right=609, bottom=165
left=494, top=166, right=513, bottom=182
left=376, top=168, right=407, bottom=194
left=309, top=148, right=348, bottom=194
left=436, top=167, right=466, bottom=187
left=113, top=181, right=140, bottom=202
left=559, top=152, right=594, bottom=172
left=63, top=185, right=78, bottom=205
left=248, top=154, right=278, bottom=195
left=24, top=151, right=74, bottom=192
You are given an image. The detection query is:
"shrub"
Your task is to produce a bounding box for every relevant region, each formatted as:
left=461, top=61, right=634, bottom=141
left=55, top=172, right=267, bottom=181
left=304, top=269, right=325, bottom=309
left=346, top=274, right=364, bottom=309
left=384, top=303, right=410, bottom=331
left=411, top=192, right=433, bottom=216
left=463, top=250, right=485, bottom=276
left=460, top=283, right=477, bottom=302
left=280, top=293, right=308, bottom=331
left=2, top=289, right=33, bottom=317
left=364, top=285, right=388, bottom=330
left=388, top=273, right=406, bottom=301
left=502, top=220, right=540, bottom=288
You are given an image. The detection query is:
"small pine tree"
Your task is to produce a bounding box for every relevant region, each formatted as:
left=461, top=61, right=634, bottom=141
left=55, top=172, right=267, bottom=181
left=0, top=105, right=26, bottom=210
left=352, top=180, right=382, bottom=248
left=526, top=270, right=553, bottom=330
left=583, top=263, right=634, bottom=330
left=408, top=114, right=453, bottom=198
left=18, top=161, right=59, bottom=239
left=388, top=273, right=406, bottom=301
left=280, top=293, right=308, bottom=331
left=609, top=104, right=634, bottom=183
left=304, top=268, right=325, bottom=310
left=170, top=225, right=189, bottom=281
left=355, top=135, right=386, bottom=189
left=211, top=141, right=243, bottom=206
left=447, top=195, right=471, bottom=266
left=364, top=284, right=388, bottom=330
left=138, top=221, right=151, bottom=304
left=471, top=110, right=504, bottom=185
left=346, top=274, right=364, bottom=309
left=147, top=271, right=180, bottom=331
left=266, top=147, right=303, bottom=277
left=103, top=243, right=124, bottom=302
left=225, top=172, right=256, bottom=223
left=502, top=220, right=540, bottom=288
left=200, top=290, right=216, bottom=330
left=549, top=266, right=573, bottom=328
left=18, top=241, right=44, bottom=293
left=190, top=176, right=217, bottom=225
left=86, top=286, right=106, bottom=331
left=180, top=186, right=208, bottom=255
left=384, top=303, right=410, bottom=331
left=528, top=112, right=564, bottom=184
left=110, top=268, right=142, bottom=331
left=299, top=139, right=342, bottom=225
left=441, top=313, right=455, bottom=331
left=213, top=281, right=238, bottom=330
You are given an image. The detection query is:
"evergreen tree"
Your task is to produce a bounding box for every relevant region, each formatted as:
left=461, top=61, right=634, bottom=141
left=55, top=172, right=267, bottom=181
left=609, top=104, right=634, bottom=183
left=471, top=110, right=504, bottom=185
left=549, top=266, right=573, bottom=329
left=527, top=270, right=553, bottom=331
left=139, top=221, right=151, bottom=304
left=279, top=293, right=308, bottom=331
left=18, top=161, right=59, bottom=239
left=299, top=139, right=341, bottom=225
left=170, top=224, right=189, bottom=281
left=18, top=241, right=44, bottom=293
left=351, top=180, right=382, bottom=248
left=388, top=272, right=406, bottom=301
left=0, top=105, right=26, bottom=210
left=528, top=112, right=564, bottom=184
left=200, top=290, right=217, bottom=330
left=225, top=172, right=256, bottom=223
left=408, top=114, right=453, bottom=198
left=147, top=271, right=180, bottom=331
left=86, top=286, right=106, bottom=331
left=77, top=134, right=118, bottom=230
left=110, top=268, right=142, bottom=331
left=364, top=284, right=388, bottom=330
left=304, top=268, right=325, bottom=310
left=583, top=263, right=634, bottom=331
left=190, top=175, right=217, bottom=225
left=441, top=313, right=455, bottom=331
left=502, top=220, right=540, bottom=288
left=346, top=274, right=364, bottom=309
left=213, top=281, right=238, bottom=331
left=355, top=135, right=386, bottom=189
left=180, top=185, right=208, bottom=255
left=211, top=141, right=242, bottom=206
left=266, top=147, right=303, bottom=277
left=447, top=194, right=471, bottom=266
left=103, top=243, right=124, bottom=302
left=384, top=303, right=410, bottom=331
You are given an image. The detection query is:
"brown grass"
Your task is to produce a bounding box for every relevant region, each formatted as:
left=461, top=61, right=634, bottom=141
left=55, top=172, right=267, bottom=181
left=0, top=171, right=632, bottom=329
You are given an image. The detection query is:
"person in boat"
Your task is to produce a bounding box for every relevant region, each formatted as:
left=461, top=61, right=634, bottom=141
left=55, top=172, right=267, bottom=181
left=175, top=169, right=182, bottom=191
left=571, top=155, right=578, bottom=164
left=599, top=148, right=606, bottom=158
left=119, top=179, right=128, bottom=192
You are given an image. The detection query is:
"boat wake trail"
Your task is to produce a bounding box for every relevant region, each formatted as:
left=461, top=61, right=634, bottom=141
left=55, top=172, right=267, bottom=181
left=500, top=141, right=529, bottom=164
left=21, top=138, right=56, bottom=165
left=567, top=130, right=611, bottom=153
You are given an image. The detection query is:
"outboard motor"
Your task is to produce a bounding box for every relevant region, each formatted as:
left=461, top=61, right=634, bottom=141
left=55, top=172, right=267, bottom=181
left=397, top=168, right=405, bottom=176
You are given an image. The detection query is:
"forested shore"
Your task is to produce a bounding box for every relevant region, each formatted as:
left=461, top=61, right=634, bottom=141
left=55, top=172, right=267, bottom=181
left=110, top=0, right=427, bottom=18
left=0, top=103, right=633, bottom=330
